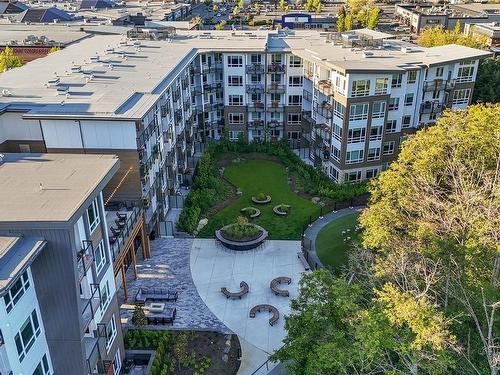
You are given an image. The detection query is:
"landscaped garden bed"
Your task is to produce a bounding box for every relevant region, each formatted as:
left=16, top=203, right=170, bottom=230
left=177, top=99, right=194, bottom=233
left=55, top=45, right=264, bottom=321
left=273, top=204, right=291, bottom=217
left=240, top=206, right=260, bottom=219
left=251, top=193, right=271, bottom=204
left=215, top=217, right=268, bottom=250
left=124, top=329, right=240, bottom=375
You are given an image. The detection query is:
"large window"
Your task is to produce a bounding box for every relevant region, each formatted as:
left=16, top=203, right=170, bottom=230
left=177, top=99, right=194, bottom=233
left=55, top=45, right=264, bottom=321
left=333, top=124, right=342, bottom=141
left=227, top=55, right=242, bottom=67
left=228, top=130, right=243, bottom=140
left=391, top=74, right=402, bottom=88
left=229, top=113, right=244, bottom=124
left=388, top=97, right=399, bottom=111
left=385, top=120, right=397, bottom=133
left=289, top=55, right=302, bottom=67
left=370, top=126, right=383, bottom=141
left=113, top=349, right=122, bottom=375
left=333, top=101, right=345, bottom=119
left=287, top=113, right=302, bottom=124
left=372, top=101, right=386, bottom=119
left=227, top=75, right=243, bottom=86
left=383, top=141, right=395, bottom=155
left=288, top=95, right=302, bottom=105
left=87, top=198, right=100, bottom=233
left=15, top=310, right=41, bottom=362
left=100, top=281, right=111, bottom=312
left=365, top=168, right=378, bottom=179
left=4, top=271, right=30, bottom=313
left=375, top=78, right=388, bottom=95
left=106, top=315, right=117, bottom=352
left=33, top=354, right=51, bottom=375
left=351, top=80, right=370, bottom=97
left=94, top=240, right=106, bottom=276
left=407, top=70, right=417, bottom=84
left=349, top=103, right=369, bottom=121
left=457, top=61, right=475, bottom=83
left=250, top=54, right=261, bottom=64
left=331, top=146, right=341, bottom=162
left=288, top=76, right=303, bottom=87
left=452, top=89, right=471, bottom=105
left=402, top=115, right=412, bottom=128
left=346, top=149, right=364, bottom=164
left=344, top=170, right=362, bottom=182
left=228, top=95, right=243, bottom=106
left=367, top=147, right=381, bottom=161
left=347, top=128, right=366, bottom=144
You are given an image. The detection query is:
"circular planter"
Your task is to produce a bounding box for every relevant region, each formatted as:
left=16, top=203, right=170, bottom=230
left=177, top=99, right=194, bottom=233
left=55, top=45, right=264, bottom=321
left=251, top=195, right=271, bottom=205
left=273, top=204, right=291, bottom=217
left=240, top=206, right=261, bottom=219
left=215, top=223, right=268, bottom=251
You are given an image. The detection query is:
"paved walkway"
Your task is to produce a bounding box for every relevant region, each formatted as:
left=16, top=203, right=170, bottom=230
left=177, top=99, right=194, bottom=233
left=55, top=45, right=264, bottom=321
left=303, top=206, right=365, bottom=269
left=119, top=237, right=230, bottom=333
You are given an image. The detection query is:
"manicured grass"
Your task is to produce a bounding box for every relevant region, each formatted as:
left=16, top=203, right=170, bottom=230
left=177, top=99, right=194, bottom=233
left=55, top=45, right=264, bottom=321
left=198, top=159, right=320, bottom=240
left=315, top=212, right=360, bottom=270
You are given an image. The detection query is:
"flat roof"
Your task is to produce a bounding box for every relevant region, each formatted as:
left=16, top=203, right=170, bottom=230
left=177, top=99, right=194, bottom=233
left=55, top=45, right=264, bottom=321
left=0, top=153, right=119, bottom=223
left=0, top=236, right=46, bottom=296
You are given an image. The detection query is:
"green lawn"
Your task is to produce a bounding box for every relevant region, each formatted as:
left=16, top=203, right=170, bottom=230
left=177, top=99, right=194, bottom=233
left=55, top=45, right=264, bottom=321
left=198, top=159, right=320, bottom=240
left=315, top=212, right=360, bottom=269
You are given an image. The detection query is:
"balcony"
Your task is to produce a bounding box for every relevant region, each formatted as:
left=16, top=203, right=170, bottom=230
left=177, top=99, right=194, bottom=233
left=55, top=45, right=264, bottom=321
left=81, top=283, right=100, bottom=333
left=248, top=120, right=264, bottom=127
left=267, top=83, right=285, bottom=93
left=420, top=100, right=446, bottom=114
left=267, top=63, right=285, bottom=73
left=316, top=80, right=333, bottom=96
left=246, top=64, right=265, bottom=74
left=77, top=240, right=94, bottom=282
left=203, top=82, right=223, bottom=92
left=189, top=65, right=201, bottom=75
left=423, top=79, right=454, bottom=92
left=302, top=110, right=313, bottom=124
left=85, top=325, right=106, bottom=374
left=107, top=206, right=143, bottom=263
left=206, top=101, right=224, bottom=112
left=247, top=101, right=265, bottom=111
left=268, top=120, right=283, bottom=128
left=246, top=84, right=264, bottom=94
left=191, top=86, right=203, bottom=96
left=313, top=101, right=333, bottom=119
left=267, top=101, right=283, bottom=112
left=201, top=63, right=223, bottom=73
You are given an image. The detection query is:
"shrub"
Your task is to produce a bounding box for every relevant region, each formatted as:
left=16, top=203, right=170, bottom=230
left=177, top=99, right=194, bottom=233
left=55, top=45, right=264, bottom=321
left=222, top=218, right=261, bottom=240
left=131, top=304, right=147, bottom=327
left=255, top=192, right=267, bottom=200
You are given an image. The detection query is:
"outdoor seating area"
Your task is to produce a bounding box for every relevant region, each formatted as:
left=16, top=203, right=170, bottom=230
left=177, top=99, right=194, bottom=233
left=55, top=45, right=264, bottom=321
left=135, top=287, right=178, bottom=304
left=221, top=281, right=249, bottom=299
left=145, top=306, right=177, bottom=325
left=270, top=277, right=292, bottom=297
left=108, top=211, right=128, bottom=245
left=249, top=304, right=280, bottom=326
left=297, top=252, right=311, bottom=271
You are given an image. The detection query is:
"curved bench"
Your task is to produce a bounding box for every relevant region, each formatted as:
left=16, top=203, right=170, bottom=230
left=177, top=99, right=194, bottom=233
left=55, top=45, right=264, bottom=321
left=221, top=281, right=249, bottom=299
left=270, top=277, right=291, bottom=297
left=249, top=304, right=279, bottom=326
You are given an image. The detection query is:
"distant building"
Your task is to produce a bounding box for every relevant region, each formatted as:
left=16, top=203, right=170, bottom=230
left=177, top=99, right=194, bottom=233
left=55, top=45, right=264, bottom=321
left=79, top=0, right=118, bottom=10
left=464, top=21, right=500, bottom=47
left=12, top=7, right=74, bottom=23
left=0, top=0, right=28, bottom=15
left=395, top=3, right=500, bottom=34
left=275, top=13, right=336, bottom=29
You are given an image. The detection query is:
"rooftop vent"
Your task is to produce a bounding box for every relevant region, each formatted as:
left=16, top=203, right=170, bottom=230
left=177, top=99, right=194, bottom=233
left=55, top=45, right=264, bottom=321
left=47, top=78, right=60, bottom=87
left=70, top=65, right=82, bottom=74
left=363, top=51, right=374, bottom=58
left=1, top=89, right=12, bottom=97
left=401, top=46, right=413, bottom=53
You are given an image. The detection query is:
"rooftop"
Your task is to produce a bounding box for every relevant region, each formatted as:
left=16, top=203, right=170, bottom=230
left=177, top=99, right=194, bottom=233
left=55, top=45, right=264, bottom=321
left=0, top=153, right=119, bottom=224
left=0, top=30, right=491, bottom=119
left=0, top=236, right=46, bottom=295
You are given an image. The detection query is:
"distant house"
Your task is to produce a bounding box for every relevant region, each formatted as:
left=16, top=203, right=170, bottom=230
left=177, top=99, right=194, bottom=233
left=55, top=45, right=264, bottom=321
left=79, top=0, right=117, bottom=10
left=0, top=0, right=28, bottom=15
left=275, top=13, right=336, bottom=29
left=12, top=7, right=73, bottom=23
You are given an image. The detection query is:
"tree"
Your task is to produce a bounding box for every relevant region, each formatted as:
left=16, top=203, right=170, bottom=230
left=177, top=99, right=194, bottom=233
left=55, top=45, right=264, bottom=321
left=453, top=19, right=461, bottom=34
left=212, top=4, right=219, bottom=11
left=356, top=8, right=367, bottom=27
left=0, top=46, right=23, bottom=72
left=49, top=46, right=60, bottom=53
left=173, top=332, right=189, bottom=370
left=344, top=12, right=353, bottom=31
left=366, top=7, right=380, bottom=29
left=473, top=57, right=500, bottom=104
left=304, top=0, right=313, bottom=12
left=417, top=26, right=488, bottom=49
left=253, top=2, right=261, bottom=14
left=294, top=0, right=302, bottom=8
left=279, top=0, right=286, bottom=11
left=131, top=304, right=147, bottom=327
left=215, top=20, right=227, bottom=30
left=238, top=0, right=244, bottom=9
left=191, top=16, right=203, bottom=26
left=313, top=0, right=321, bottom=13
left=336, top=6, right=346, bottom=31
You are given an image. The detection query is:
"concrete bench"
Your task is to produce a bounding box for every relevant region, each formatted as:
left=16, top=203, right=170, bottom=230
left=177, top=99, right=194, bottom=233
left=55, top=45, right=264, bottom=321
left=270, top=277, right=291, bottom=297
left=221, top=281, right=249, bottom=299
left=297, top=252, right=311, bottom=271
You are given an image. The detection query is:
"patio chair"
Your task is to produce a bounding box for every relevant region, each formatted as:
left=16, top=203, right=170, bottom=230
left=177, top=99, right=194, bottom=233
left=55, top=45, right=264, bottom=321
left=110, top=226, right=121, bottom=237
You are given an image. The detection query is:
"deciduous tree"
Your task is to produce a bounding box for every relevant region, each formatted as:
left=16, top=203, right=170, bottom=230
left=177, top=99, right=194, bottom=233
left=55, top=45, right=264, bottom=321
left=0, top=46, right=23, bottom=72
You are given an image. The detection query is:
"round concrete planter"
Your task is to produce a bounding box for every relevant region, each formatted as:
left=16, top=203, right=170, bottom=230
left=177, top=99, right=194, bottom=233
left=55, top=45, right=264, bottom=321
left=240, top=206, right=261, bottom=219
left=251, top=195, right=271, bottom=205
left=273, top=204, right=291, bottom=217
left=215, top=224, right=268, bottom=251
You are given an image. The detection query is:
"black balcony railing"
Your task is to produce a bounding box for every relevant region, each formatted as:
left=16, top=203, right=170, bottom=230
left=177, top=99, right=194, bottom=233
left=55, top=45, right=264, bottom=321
left=247, top=102, right=265, bottom=111
left=423, top=79, right=454, bottom=92
left=248, top=120, right=264, bottom=127
left=110, top=206, right=142, bottom=262
left=267, top=63, right=285, bottom=73
left=77, top=240, right=94, bottom=281
left=267, top=83, right=285, bottom=93
left=81, top=283, right=101, bottom=332
left=420, top=100, right=446, bottom=114
left=268, top=120, right=284, bottom=128
left=246, top=84, right=264, bottom=93
left=313, top=101, right=333, bottom=119
left=267, top=101, right=283, bottom=112
left=246, top=64, right=265, bottom=74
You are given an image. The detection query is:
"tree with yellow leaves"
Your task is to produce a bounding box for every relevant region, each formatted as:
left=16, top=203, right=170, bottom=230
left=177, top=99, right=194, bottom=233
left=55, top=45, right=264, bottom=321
left=0, top=46, right=23, bottom=72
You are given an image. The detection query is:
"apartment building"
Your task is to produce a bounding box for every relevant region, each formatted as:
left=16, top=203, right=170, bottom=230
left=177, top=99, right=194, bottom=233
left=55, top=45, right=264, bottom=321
left=0, top=153, right=125, bottom=375
left=0, top=29, right=489, bottom=216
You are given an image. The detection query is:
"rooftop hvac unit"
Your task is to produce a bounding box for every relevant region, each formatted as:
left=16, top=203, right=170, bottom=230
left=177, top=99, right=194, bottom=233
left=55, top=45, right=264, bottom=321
left=401, top=46, right=413, bottom=53
left=1, top=89, right=12, bottom=97
left=363, top=51, right=374, bottom=58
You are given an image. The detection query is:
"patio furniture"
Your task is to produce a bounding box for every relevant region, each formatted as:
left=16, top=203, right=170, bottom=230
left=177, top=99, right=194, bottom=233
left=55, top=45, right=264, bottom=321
left=135, top=287, right=178, bottom=304
left=221, top=281, right=249, bottom=299
left=115, top=219, right=126, bottom=229
left=249, top=304, right=279, bottom=326
left=116, top=211, right=127, bottom=220
left=148, top=302, right=165, bottom=313
left=145, top=307, right=176, bottom=325
left=297, top=252, right=311, bottom=271
left=108, top=235, right=117, bottom=245
left=270, top=277, right=291, bottom=297
left=110, top=226, right=121, bottom=237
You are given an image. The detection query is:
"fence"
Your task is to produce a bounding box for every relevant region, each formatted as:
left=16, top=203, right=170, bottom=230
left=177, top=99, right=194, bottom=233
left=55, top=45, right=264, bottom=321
left=159, top=221, right=175, bottom=237
left=168, top=194, right=185, bottom=209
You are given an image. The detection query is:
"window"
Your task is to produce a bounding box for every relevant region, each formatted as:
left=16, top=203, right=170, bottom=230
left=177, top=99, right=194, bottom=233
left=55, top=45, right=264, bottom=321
left=351, top=80, right=370, bottom=97
left=288, top=95, right=302, bottom=105
left=344, top=170, right=362, bottom=182
left=365, top=168, right=378, bottom=179
left=4, top=271, right=30, bottom=313
left=370, top=126, right=383, bottom=141
left=100, top=281, right=111, bottom=311
left=388, top=97, right=399, bottom=111
left=331, top=146, right=341, bottom=162
left=375, top=78, right=388, bottom=95
left=270, top=93, right=281, bottom=102
left=227, top=55, right=242, bottom=67
left=457, top=61, right=475, bottom=83
left=289, top=55, right=302, bottom=67
left=385, top=120, right=397, bottom=133
left=346, top=149, right=364, bottom=164
left=349, top=103, right=369, bottom=121
left=94, top=240, right=106, bottom=276
left=347, top=128, right=366, bottom=143
left=367, top=147, right=381, bottom=161
left=228, top=130, right=243, bottom=140
left=335, top=74, right=346, bottom=94
left=372, top=101, right=386, bottom=119
left=333, top=101, right=345, bottom=119
left=452, top=89, right=471, bottom=105
left=330, top=166, right=339, bottom=182
left=432, top=89, right=441, bottom=99
left=270, top=73, right=282, bottom=84
left=288, top=76, right=303, bottom=87
left=404, top=93, right=414, bottom=106
left=33, top=354, right=51, bottom=375
left=229, top=113, right=244, bottom=124
left=228, top=95, right=243, bottom=106
left=407, top=70, right=417, bottom=84
left=287, top=131, right=301, bottom=139
left=106, top=315, right=117, bottom=352
left=271, top=54, right=282, bottom=64
left=228, top=75, right=243, bottom=86
left=402, top=115, right=411, bottom=128
left=383, top=141, right=395, bottom=155
left=436, top=67, right=444, bottom=77
left=250, top=74, right=261, bottom=83
left=15, top=310, right=41, bottom=362
left=113, top=349, right=122, bottom=375
left=287, top=113, right=301, bottom=124
left=87, top=198, right=100, bottom=233
left=333, top=124, right=342, bottom=141
left=250, top=54, right=261, bottom=64
left=391, top=74, right=402, bottom=88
